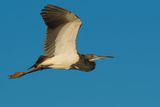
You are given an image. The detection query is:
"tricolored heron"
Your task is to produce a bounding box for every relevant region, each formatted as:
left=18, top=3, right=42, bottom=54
left=10, top=5, right=113, bottom=78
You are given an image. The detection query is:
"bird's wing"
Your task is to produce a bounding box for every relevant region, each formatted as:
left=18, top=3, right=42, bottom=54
left=41, top=5, right=82, bottom=57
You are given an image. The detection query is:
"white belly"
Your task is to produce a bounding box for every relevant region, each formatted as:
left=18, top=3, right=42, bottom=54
left=40, top=53, right=79, bottom=70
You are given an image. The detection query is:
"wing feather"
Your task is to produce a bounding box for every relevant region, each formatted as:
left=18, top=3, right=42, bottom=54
left=41, top=5, right=82, bottom=57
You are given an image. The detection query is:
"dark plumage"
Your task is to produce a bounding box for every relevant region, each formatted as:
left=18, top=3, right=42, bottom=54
left=71, top=54, right=96, bottom=72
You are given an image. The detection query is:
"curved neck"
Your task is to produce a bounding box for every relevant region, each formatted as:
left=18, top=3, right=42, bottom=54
left=72, top=55, right=95, bottom=72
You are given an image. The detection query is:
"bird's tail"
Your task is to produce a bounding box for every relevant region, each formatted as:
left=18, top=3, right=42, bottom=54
left=27, top=64, right=36, bottom=70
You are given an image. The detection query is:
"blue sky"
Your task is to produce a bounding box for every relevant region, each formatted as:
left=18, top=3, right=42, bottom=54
left=0, top=0, right=160, bottom=107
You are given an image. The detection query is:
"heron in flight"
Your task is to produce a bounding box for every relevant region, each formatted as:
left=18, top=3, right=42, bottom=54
left=10, top=5, right=113, bottom=78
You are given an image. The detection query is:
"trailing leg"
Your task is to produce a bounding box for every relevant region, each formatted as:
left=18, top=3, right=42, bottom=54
left=9, top=67, right=43, bottom=79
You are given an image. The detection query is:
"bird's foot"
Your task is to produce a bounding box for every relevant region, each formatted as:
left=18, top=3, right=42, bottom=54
left=9, top=72, right=25, bottom=79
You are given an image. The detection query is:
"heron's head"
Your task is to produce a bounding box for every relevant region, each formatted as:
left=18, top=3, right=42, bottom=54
left=84, top=54, right=114, bottom=62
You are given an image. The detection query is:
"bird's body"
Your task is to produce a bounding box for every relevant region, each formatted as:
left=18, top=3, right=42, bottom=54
left=40, top=54, right=79, bottom=70
left=10, top=5, right=113, bottom=79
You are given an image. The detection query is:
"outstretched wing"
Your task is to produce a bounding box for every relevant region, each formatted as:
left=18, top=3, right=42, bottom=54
left=41, top=5, right=82, bottom=57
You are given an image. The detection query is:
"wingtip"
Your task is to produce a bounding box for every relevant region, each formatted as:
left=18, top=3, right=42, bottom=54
left=43, top=4, right=67, bottom=11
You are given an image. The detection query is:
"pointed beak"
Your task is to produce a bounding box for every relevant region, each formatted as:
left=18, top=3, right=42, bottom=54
left=89, top=55, right=114, bottom=61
